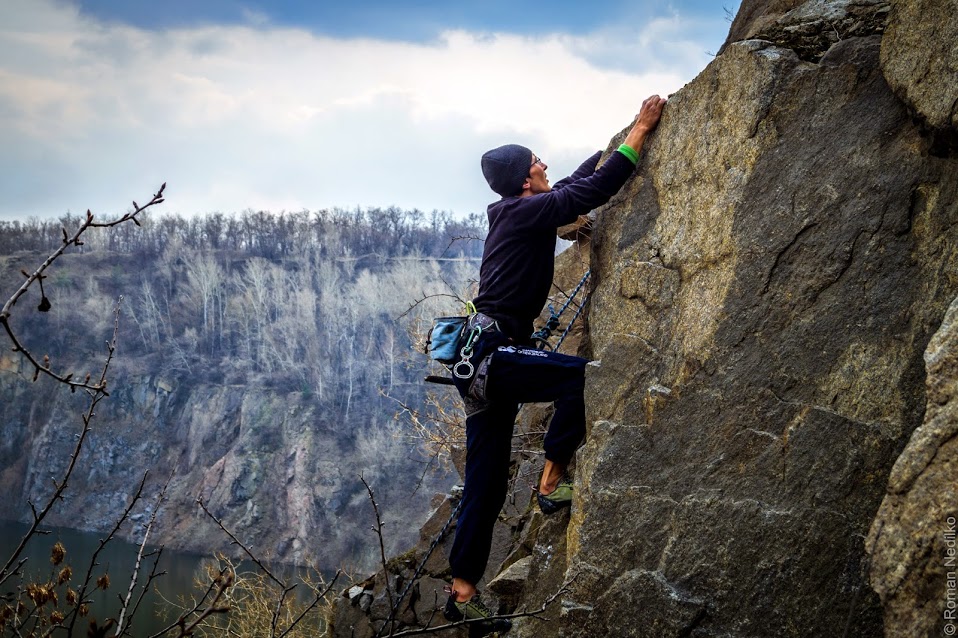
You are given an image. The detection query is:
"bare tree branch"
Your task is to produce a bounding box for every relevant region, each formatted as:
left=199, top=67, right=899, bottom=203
left=119, top=547, right=166, bottom=637
left=195, top=498, right=284, bottom=590
left=115, top=471, right=175, bottom=637
left=172, top=569, right=233, bottom=638
left=396, top=292, right=466, bottom=321
left=361, top=475, right=397, bottom=637
left=65, top=467, right=148, bottom=635
left=386, top=579, right=572, bottom=636
left=275, top=570, right=342, bottom=638
left=191, top=503, right=340, bottom=638
left=0, top=184, right=166, bottom=392
left=148, top=564, right=233, bottom=638
left=439, top=233, right=483, bottom=260
left=0, top=298, right=124, bottom=589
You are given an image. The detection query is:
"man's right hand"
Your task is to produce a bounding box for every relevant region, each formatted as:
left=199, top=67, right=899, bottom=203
left=623, top=94, right=667, bottom=153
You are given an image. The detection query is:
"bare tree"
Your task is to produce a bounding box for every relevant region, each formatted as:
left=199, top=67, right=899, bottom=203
left=183, top=252, right=224, bottom=354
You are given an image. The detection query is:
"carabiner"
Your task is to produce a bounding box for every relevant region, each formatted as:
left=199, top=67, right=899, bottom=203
left=453, top=324, right=482, bottom=379
left=453, top=348, right=475, bottom=379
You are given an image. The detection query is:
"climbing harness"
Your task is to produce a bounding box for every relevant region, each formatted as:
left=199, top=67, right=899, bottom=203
left=425, top=270, right=591, bottom=387
left=530, top=269, right=591, bottom=350
left=450, top=312, right=500, bottom=381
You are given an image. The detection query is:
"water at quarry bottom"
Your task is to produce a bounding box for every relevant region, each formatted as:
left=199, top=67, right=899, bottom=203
left=0, top=520, right=329, bottom=635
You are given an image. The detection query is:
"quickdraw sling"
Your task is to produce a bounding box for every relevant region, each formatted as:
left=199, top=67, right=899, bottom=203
left=530, top=269, right=591, bottom=351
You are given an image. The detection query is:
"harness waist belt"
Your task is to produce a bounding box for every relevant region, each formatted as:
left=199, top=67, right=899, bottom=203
left=469, top=354, right=492, bottom=402
left=467, top=312, right=500, bottom=333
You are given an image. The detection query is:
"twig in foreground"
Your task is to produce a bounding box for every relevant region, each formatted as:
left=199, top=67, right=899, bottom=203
left=0, top=298, right=125, bottom=590
left=114, top=471, right=175, bottom=637
left=362, top=475, right=397, bottom=637
left=0, top=184, right=166, bottom=393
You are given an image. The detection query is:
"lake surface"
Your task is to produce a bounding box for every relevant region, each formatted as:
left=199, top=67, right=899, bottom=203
left=0, top=519, right=212, bottom=635
left=0, top=520, right=330, bottom=636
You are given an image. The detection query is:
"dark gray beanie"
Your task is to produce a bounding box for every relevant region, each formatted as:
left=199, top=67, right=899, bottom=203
left=481, top=144, right=532, bottom=197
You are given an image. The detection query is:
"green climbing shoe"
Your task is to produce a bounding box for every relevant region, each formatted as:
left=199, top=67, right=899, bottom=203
left=537, top=476, right=573, bottom=515
left=444, top=591, right=512, bottom=635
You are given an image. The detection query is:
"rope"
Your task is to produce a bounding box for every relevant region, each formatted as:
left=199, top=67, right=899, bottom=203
left=530, top=269, right=591, bottom=350
left=376, top=498, right=463, bottom=638
left=556, top=290, right=588, bottom=350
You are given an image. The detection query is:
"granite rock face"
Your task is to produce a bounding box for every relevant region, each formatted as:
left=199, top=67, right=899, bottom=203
left=565, top=7, right=958, bottom=638
left=880, top=0, right=958, bottom=136
left=867, top=296, right=958, bottom=638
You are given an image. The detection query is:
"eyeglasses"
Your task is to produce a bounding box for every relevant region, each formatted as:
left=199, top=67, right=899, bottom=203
left=531, top=155, right=545, bottom=167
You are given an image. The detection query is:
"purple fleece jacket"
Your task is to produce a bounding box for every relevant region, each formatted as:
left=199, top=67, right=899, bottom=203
left=473, top=149, right=637, bottom=340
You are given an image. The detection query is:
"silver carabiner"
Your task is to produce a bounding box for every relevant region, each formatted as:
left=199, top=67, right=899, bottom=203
left=453, top=346, right=475, bottom=379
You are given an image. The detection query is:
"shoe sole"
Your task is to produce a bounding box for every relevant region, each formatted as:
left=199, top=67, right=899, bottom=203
left=537, top=492, right=572, bottom=515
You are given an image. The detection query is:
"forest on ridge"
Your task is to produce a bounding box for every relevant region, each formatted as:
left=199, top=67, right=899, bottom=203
left=1, top=206, right=485, bottom=408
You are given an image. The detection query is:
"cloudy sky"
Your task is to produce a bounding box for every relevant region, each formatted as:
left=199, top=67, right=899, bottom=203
left=0, top=0, right=740, bottom=220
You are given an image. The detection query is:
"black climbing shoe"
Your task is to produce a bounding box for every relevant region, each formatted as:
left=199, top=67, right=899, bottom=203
left=444, top=591, right=512, bottom=635
left=536, top=476, right=573, bottom=515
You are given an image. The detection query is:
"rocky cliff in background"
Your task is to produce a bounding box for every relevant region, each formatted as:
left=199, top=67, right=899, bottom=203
left=330, top=0, right=958, bottom=636
left=0, top=349, right=447, bottom=570
left=0, top=207, right=484, bottom=573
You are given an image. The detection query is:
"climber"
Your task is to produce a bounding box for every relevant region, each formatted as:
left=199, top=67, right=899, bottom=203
left=443, top=94, right=667, bottom=633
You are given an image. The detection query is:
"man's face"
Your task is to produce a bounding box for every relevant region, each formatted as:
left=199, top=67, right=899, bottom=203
left=525, top=153, right=551, bottom=194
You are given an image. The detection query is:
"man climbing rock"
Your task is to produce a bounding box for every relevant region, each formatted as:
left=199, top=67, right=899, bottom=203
left=443, top=94, right=667, bottom=634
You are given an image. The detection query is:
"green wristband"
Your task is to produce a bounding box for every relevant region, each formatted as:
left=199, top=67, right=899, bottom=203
left=617, top=144, right=639, bottom=164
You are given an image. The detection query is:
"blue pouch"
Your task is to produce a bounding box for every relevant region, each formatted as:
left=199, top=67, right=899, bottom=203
left=428, top=316, right=467, bottom=364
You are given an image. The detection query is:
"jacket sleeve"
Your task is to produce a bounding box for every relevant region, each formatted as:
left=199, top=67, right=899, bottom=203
left=551, top=151, right=603, bottom=190
left=517, top=151, right=637, bottom=231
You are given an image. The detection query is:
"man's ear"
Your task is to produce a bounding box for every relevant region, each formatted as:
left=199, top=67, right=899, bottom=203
left=522, top=177, right=532, bottom=191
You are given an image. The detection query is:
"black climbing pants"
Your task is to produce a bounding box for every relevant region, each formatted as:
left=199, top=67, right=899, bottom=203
left=449, top=336, right=588, bottom=586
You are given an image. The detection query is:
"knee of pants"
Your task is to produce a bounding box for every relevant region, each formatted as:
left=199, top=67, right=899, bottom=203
left=463, top=465, right=509, bottom=503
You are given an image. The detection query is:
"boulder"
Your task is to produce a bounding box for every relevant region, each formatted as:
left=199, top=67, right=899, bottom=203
left=487, top=555, right=531, bottom=611
left=721, top=0, right=891, bottom=61
left=880, top=0, right=958, bottom=135
left=867, top=295, right=958, bottom=637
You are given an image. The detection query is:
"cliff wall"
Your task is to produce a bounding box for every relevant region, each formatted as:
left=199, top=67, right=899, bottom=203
left=0, top=210, right=482, bottom=572
left=329, top=1, right=958, bottom=636
left=565, top=1, right=957, bottom=635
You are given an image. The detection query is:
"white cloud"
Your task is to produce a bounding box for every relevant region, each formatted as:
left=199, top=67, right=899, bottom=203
left=0, top=0, right=721, bottom=219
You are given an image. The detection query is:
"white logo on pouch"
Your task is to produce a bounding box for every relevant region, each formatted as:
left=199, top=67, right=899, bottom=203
left=498, top=345, right=548, bottom=358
